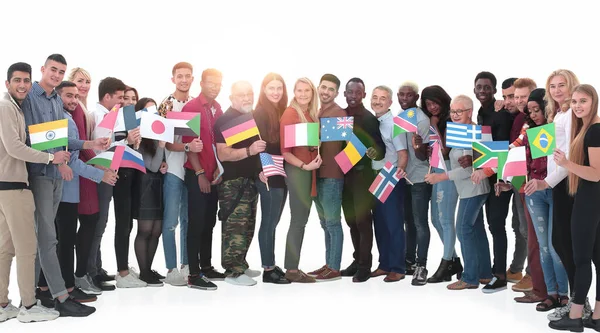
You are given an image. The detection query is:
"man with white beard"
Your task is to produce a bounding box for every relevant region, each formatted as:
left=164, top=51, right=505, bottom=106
left=215, top=81, right=268, bottom=287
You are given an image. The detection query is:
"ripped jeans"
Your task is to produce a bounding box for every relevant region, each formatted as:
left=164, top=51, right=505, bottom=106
left=525, top=188, right=568, bottom=296
left=430, top=163, right=459, bottom=261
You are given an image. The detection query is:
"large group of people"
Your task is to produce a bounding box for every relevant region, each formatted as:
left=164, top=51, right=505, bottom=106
left=1, top=54, right=599, bottom=332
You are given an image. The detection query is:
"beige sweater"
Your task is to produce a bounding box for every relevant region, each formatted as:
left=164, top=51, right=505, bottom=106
left=0, top=92, right=50, bottom=185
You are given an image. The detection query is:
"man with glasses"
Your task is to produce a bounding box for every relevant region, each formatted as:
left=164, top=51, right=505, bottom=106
left=214, top=81, right=267, bottom=286
left=182, top=68, right=226, bottom=290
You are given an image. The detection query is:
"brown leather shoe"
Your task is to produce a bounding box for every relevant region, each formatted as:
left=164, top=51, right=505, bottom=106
left=384, top=272, right=405, bottom=282
left=284, top=270, right=316, bottom=283
left=371, top=269, right=389, bottom=278
left=514, top=291, right=546, bottom=303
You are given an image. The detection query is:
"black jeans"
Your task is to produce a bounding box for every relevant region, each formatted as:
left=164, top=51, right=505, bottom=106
left=404, top=182, right=432, bottom=266
left=484, top=182, right=512, bottom=276
left=75, top=213, right=98, bottom=278
left=185, top=169, right=218, bottom=276
left=113, top=168, right=139, bottom=272
left=552, top=179, right=576, bottom=291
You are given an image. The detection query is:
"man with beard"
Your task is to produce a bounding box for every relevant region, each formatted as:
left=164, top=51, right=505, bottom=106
left=214, top=81, right=267, bottom=286
left=340, top=78, right=384, bottom=283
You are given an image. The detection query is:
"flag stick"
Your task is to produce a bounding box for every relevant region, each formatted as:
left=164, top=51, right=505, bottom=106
left=405, top=176, right=414, bottom=186
left=428, top=165, right=431, bottom=174
left=65, top=145, right=69, bottom=165
left=266, top=182, right=270, bottom=192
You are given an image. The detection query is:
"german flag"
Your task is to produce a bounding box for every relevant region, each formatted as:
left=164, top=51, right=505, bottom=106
left=221, top=113, right=260, bottom=146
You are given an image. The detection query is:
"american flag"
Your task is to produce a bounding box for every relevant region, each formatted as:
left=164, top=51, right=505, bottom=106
left=259, top=153, right=286, bottom=178
left=428, top=126, right=440, bottom=146
left=336, top=117, right=354, bottom=129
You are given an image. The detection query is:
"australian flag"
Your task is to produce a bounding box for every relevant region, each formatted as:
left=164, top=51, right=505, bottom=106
left=320, top=116, right=354, bottom=142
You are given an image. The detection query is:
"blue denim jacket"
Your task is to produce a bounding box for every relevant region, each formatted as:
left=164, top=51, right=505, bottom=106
left=22, top=82, right=83, bottom=179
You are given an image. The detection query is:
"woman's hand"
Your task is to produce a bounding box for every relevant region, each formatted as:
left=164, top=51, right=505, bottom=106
left=424, top=172, right=442, bottom=185
left=303, top=155, right=323, bottom=171
left=523, top=179, right=549, bottom=196
left=553, top=149, right=569, bottom=168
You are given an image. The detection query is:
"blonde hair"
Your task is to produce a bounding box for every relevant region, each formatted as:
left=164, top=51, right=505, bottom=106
left=514, top=78, right=537, bottom=91
left=399, top=81, right=419, bottom=94
left=568, top=84, right=599, bottom=195
left=544, top=69, right=580, bottom=123
left=68, top=67, right=95, bottom=138
left=68, top=67, right=91, bottom=82
left=451, top=94, right=474, bottom=110
left=289, top=78, right=319, bottom=123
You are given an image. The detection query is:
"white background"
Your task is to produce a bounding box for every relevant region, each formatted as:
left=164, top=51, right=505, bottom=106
left=2, top=0, right=599, bottom=331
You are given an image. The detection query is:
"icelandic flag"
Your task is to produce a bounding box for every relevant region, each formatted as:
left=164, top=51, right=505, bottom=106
left=446, top=123, right=482, bottom=148
left=369, top=161, right=402, bottom=203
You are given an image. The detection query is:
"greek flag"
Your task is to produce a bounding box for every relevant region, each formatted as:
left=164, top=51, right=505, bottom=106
left=446, top=123, right=482, bottom=148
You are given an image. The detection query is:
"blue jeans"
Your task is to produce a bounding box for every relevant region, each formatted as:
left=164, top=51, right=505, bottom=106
left=430, top=163, right=459, bottom=261
left=374, top=179, right=406, bottom=273
left=314, top=178, right=344, bottom=271
left=256, top=181, right=287, bottom=269
left=162, top=173, right=188, bottom=270
left=404, top=182, right=432, bottom=266
left=526, top=188, right=568, bottom=296
left=456, top=193, right=493, bottom=285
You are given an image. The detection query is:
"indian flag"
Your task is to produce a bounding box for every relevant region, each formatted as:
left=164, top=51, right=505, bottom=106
left=284, top=123, right=319, bottom=148
left=28, top=119, right=68, bottom=151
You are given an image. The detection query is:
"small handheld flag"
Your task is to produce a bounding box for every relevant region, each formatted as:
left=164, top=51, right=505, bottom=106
left=334, top=133, right=367, bottom=174
left=526, top=123, right=555, bottom=159
left=369, top=161, right=403, bottom=203
left=28, top=119, right=69, bottom=151
left=393, top=107, right=419, bottom=137
left=430, top=140, right=447, bottom=171
left=472, top=141, right=509, bottom=168
left=221, top=113, right=260, bottom=146
left=87, top=145, right=125, bottom=172
left=428, top=126, right=441, bottom=146
left=259, top=153, right=286, bottom=178
left=285, top=123, right=319, bottom=148
left=166, top=112, right=202, bottom=137
left=446, top=123, right=482, bottom=148
left=320, top=116, right=354, bottom=142
left=140, top=112, right=175, bottom=143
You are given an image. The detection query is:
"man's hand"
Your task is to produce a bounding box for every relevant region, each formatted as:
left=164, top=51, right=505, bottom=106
left=126, top=127, right=141, bottom=145
left=211, top=168, right=222, bottom=185
left=366, top=147, right=378, bottom=159
left=52, top=151, right=71, bottom=164
left=159, top=162, right=168, bottom=174
left=396, top=168, right=407, bottom=179
left=249, top=140, right=267, bottom=156
left=470, top=169, right=488, bottom=184
left=494, top=182, right=513, bottom=196
left=412, top=134, right=423, bottom=150
left=458, top=155, right=473, bottom=168
left=91, top=137, right=111, bottom=151
left=58, top=164, right=73, bottom=181
left=189, top=138, right=203, bottom=153
left=102, top=170, right=118, bottom=186
left=424, top=173, right=441, bottom=185
left=259, top=171, right=268, bottom=184
left=198, top=174, right=211, bottom=193
left=524, top=179, right=549, bottom=196
left=494, top=100, right=505, bottom=112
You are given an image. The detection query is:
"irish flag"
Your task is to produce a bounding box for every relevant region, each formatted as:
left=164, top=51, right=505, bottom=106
left=28, top=119, right=68, bottom=151
left=284, top=123, right=319, bottom=148
left=499, top=146, right=527, bottom=179
left=87, top=146, right=125, bottom=171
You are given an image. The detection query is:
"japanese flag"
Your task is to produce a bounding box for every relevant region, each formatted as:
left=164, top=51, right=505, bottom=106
left=140, top=112, right=174, bottom=143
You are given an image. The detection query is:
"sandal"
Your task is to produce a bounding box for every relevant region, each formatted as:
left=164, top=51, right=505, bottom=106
left=559, top=295, right=569, bottom=307
left=536, top=295, right=560, bottom=312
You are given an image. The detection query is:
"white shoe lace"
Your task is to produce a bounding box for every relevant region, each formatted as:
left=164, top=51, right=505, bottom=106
left=201, top=275, right=212, bottom=284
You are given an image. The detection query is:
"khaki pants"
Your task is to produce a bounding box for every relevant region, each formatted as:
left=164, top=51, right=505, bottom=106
left=0, top=189, right=37, bottom=307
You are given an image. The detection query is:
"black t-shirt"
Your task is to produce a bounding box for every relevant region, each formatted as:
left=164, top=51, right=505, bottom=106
left=584, top=123, right=600, bottom=166
left=253, top=106, right=286, bottom=188
left=213, top=107, right=261, bottom=181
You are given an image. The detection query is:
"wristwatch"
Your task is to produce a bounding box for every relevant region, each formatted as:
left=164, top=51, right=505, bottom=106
left=48, top=153, right=55, bottom=164
left=184, top=143, right=190, bottom=152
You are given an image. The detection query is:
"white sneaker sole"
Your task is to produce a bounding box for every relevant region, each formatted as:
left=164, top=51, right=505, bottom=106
left=224, top=278, right=257, bottom=287
left=17, top=313, right=59, bottom=323
left=482, top=286, right=507, bottom=294
left=187, top=284, right=218, bottom=291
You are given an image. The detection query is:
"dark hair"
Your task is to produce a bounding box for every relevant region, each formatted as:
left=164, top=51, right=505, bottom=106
left=346, top=77, right=365, bottom=89
left=56, top=81, right=77, bottom=94
left=320, top=74, right=340, bottom=90
left=98, top=77, right=126, bottom=101
left=254, top=73, right=288, bottom=143
left=125, top=86, right=139, bottom=102
left=524, top=88, right=548, bottom=128
left=474, top=71, right=497, bottom=88
left=137, top=97, right=159, bottom=157
left=46, top=54, right=67, bottom=66
left=420, top=85, right=451, bottom=137
left=201, top=68, right=222, bottom=81
left=172, top=62, right=193, bottom=76
left=502, top=78, right=518, bottom=89
left=7, top=62, right=32, bottom=81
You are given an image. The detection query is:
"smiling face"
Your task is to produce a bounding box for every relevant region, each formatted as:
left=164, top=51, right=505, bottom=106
left=318, top=80, right=338, bottom=105
left=5, top=71, right=32, bottom=103
left=59, top=86, right=80, bottom=112
left=425, top=99, right=441, bottom=116
left=397, top=86, right=418, bottom=110
left=371, top=88, right=392, bottom=114
left=549, top=75, right=569, bottom=107
left=72, top=72, right=91, bottom=99
left=527, top=101, right=545, bottom=125
left=103, top=90, right=125, bottom=111
left=41, top=60, right=66, bottom=89
left=172, top=68, right=193, bottom=94
left=514, top=87, right=532, bottom=113
left=344, top=81, right=365, bottom=108
left=450, top=102, right=472, bottom=124
left=295, top=81, right=313, bottom=108
left=474, top=78, right=495, bottom=105
left=201, top=75, right=222, bottom=101
left=265, top=79, right=284, bottom=104
left=230, top=82, right=254, bottom=113
left=123, top=90, right=137, bottom=107
left=501, top=86, right=517, bottom=113
left=571, top=91, right=593, bottom=119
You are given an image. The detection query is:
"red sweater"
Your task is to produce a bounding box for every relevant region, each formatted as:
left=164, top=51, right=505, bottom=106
left=72, top=103, right=99, bottom=215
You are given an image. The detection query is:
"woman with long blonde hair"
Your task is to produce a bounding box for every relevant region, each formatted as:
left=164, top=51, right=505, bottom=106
left=549, top=84, right=600, bottom=331
left=279, top=78, right=321, bottom=283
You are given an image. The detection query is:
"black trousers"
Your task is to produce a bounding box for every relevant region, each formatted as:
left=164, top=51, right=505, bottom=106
left=113, top=168, right=139, bottom=272
left=185, top=169, right=218, bottom=276
left=484, top=179, right=512, bottom=276
left=552, top=179, right=576, bottom=292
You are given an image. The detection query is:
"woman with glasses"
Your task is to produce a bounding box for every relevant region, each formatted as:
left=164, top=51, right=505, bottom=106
left=425, top=95, right=492, bottom=290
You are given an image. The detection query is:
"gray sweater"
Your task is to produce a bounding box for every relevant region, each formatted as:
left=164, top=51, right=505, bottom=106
left=447, top=148, right=490, bottom=199
left=138, top=141, right=165, bottom=173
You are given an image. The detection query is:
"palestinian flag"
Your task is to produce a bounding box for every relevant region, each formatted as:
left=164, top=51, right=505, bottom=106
left=472, top=141, right=509, bottom=168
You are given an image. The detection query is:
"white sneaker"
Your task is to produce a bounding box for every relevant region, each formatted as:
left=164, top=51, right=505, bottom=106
left=116, top=272, right=147, bottom=288
left=244, top=268, right=261, bottom=278
left=17, top=300, right=59, bottom=323
left=180, top=265, right=189, bottom=280
left=0, top=301, right=19, bottom=322
left=225, top=274, right=257, bottom=286
left=164, top=268, right=187, bottom=286
left=129, top=266, right=140, bottom=279
left=75, top=274, right=103, bottom=295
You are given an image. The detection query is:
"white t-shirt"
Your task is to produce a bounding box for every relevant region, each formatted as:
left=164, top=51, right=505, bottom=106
left=160, top=95, right=192, bottom=181
left=545, top=108, right=571, bottom=188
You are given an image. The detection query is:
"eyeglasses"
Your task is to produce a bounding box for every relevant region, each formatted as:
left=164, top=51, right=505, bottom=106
left=450, top=108, right=471, bottom=115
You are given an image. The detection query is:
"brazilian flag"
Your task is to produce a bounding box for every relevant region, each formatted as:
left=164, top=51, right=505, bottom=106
left=472, top=141, right=509, bottom=169
left=526, top=123, right=556, bottom=159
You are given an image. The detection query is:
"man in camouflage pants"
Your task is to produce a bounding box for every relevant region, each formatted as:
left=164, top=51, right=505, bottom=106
left=213, top=81, right=268, bottom=286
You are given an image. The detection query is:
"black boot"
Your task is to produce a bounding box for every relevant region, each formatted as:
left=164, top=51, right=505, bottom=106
left=451, top=257, right=463, bottom=280
left=426, top=259, right=452, bottom=283
left=341, top=261, right=358, bottom=277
